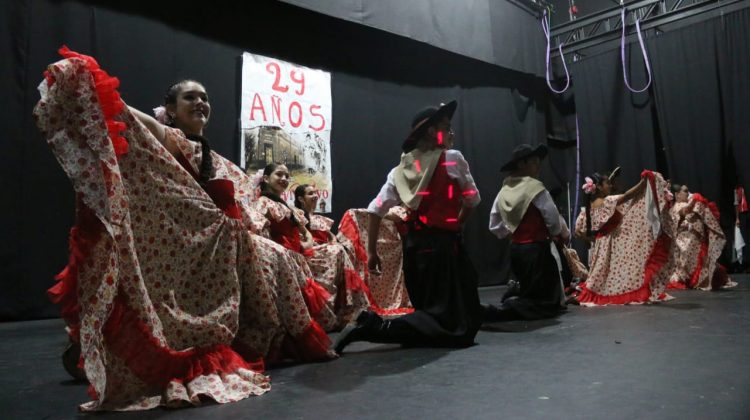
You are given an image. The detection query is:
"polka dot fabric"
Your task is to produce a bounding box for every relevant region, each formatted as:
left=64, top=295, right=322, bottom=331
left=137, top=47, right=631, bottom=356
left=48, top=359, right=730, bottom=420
left=667, top=201, right=733, bottom=290
left=336, top=208, right=413, bottom=316
left=36, top=56, right=332, bottom=411
left=577, top=174, right=674, bottom=306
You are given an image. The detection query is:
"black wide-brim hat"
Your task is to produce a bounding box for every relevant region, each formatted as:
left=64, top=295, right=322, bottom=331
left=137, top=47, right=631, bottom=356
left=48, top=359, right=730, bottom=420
left=501, top=143, right=548, bottom=171
left=402, top=100, right=458, bottom=152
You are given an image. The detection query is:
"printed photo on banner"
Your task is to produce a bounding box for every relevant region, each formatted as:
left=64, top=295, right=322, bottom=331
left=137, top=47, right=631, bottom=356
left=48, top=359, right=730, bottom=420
left=239, top=52, right=333, bottom=212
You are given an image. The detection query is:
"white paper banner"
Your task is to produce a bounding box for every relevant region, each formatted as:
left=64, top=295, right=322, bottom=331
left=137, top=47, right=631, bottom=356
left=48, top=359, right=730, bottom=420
left=240, top=52, right=333, bottom=212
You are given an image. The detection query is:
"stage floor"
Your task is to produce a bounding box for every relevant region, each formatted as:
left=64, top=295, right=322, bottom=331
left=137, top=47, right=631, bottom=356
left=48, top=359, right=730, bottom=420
left=2, top=276, right=749, bottom=419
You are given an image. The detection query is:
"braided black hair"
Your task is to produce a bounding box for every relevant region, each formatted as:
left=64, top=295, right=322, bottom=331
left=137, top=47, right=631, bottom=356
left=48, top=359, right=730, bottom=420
left=165, top=80, right=214, bottom=185
left=259, top=163, right=298, bottom=226
left=294, top=184, right=313, bottom=230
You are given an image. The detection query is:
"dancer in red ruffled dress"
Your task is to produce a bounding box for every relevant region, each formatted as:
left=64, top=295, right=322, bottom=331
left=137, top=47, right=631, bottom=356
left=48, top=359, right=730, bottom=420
left=666, top=184, right=736, bottom=290
left=294, top=185, right=413, bottom=318
left=336, top=207, right=414, bottom=316
left=574, top=170, right=674, bottom=306
left=252, top=165, right=369, bottom=330
left=37, top=48, right=333, bottom=411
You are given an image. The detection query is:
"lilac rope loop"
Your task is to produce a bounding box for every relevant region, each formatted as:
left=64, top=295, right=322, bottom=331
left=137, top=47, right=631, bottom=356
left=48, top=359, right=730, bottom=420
left=621, top=8, right=653, bottom=93
left=542, top=9, right=571, bottom=94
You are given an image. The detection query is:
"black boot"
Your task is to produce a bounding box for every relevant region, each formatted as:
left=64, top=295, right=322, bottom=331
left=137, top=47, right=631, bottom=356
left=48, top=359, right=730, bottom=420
left=333, top=311, right=383, bottom=354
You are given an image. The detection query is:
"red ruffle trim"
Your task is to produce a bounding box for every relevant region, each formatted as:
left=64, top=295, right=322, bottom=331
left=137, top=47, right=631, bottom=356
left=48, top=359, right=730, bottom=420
left=577, top=280, right=652, bottom=305
left=267, top=320, right=332, bottom=363
left=343, top=268, right=414, bottom=316
left=338, top=213, right=413, bottom=315
left=688, top=240, right=709, bottom=288
left=578, top=232, right=672, bottom=305
left=47, top=199, right=103, bottom=342
left=337, top=212, right=369, bottom=262
left=57, top=46, right=128, bottom=157
left=667, top=280, right=688, bottom=290
left=642, top=232, right=672, bottom=293
left=302, top=278, right=331, bottom=316
left=102, top=295, right=265, bottom=389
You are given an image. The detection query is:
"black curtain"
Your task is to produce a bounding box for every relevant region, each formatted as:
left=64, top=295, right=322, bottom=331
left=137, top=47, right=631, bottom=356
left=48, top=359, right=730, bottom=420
left=560, top=7, right=750, bottom=263
left=1, top=0, right=546, bottom=320
left=571, top=45, right=663, bottom=190
left=279, top=0, right=546, bottom=76
left=717, top=8, right=750, bottom=190
left=650, top=20, right=726, bottom=204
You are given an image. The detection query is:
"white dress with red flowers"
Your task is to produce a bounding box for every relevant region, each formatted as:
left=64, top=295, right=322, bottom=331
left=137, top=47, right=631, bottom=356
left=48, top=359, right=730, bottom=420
left=37, top=49, right=332, bottom=411
left=336, top=208, right=413, bottom=316
left=666, top=198, right=735, bottom=290
left=575, top=173, right=674, bottom=306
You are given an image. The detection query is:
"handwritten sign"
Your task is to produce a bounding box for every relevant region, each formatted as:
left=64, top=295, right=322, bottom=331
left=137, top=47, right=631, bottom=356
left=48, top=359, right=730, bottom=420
left=240, top=52, right=333, bottom=212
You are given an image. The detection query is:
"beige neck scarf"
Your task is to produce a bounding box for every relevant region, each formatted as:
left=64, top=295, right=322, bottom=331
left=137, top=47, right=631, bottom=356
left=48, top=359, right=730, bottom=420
left=393, top=147, right=443, bottom=210
left=495, top=175, right=547, bottom=232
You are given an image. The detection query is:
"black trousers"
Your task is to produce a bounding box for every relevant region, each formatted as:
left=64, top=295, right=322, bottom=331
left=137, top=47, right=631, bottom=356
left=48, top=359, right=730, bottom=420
left=497, top=241, right=565, bottom=320
left=379, top=227, right=482, bottom=348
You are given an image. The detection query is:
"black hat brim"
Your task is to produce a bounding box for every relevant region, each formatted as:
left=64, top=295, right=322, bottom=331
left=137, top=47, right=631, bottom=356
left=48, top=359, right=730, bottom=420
left=402, top=100, right=458, bottom=152
left=500, top=144, right=548, bottom=172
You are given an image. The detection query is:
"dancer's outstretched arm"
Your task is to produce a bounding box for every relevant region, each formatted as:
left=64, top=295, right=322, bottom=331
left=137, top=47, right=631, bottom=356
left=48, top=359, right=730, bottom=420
left=128, top=106, right=180, bottom=157
left=617, top=178, right=646, bottom=205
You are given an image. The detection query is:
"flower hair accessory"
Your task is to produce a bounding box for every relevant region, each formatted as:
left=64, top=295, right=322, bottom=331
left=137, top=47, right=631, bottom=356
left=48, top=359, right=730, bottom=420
left=582, top=177, right=597, bottom=195
left=153, top=105, right=172, bottom=125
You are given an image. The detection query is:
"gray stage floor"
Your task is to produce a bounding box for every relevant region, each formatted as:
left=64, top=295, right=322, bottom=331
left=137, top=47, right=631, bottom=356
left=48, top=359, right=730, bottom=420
left=2, top=276, right=749, bottom=419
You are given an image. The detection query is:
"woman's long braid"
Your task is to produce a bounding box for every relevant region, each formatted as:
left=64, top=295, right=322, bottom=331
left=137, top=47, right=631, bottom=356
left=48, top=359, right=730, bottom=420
left=294, top=184, right=312, bottom=230
left=186, top=134, right=214, bottom=185
left=585, top=193, right=593, bottom=238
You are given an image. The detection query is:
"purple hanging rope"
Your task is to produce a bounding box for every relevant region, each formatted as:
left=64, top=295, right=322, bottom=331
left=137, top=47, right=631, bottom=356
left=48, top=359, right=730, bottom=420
left=542, top=9, right=571, bottom=94
left=621, top=8, right=652, bottom=93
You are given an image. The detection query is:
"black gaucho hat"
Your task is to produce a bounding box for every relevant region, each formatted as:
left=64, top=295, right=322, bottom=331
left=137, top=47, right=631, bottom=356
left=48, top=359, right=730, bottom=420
left=500, top=143, right=548, bottom=172
left=402, top=100, right=457, bottom=152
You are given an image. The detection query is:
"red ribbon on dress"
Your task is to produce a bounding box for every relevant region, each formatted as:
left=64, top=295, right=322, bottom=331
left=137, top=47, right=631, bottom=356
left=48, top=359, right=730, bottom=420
left=301, top=278, right=331, bottom=316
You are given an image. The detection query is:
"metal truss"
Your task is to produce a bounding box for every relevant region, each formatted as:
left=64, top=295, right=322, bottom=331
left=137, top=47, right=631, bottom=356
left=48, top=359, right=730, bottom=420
left=550, top=0, right=749, bottom=59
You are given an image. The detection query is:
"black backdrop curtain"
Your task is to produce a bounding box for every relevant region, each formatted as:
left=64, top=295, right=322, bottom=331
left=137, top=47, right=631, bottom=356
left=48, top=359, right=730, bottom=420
left=650, top=19, right=726, bottom=205
left=568, top=6, right=750, bottom=259
left=1, top=0, right=548, bottom=320
left=572, top=46, right=663, bottom=189
left=717, top=8, right=750, bottom=190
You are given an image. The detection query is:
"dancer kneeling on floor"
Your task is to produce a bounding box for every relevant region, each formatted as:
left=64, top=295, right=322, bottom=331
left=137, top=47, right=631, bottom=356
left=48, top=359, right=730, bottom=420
left=335, top=100, right=483, bottom=353
left=486, top=144, right=569, bottom=321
